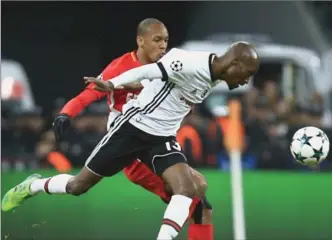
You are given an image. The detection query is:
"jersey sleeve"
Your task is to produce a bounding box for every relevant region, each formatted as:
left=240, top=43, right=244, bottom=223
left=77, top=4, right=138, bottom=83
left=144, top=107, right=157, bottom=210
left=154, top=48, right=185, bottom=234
left=102, top=56, right=149, bottom=90
left=157, top=48, right=214, bottom=86
left=61, top=60, right=122, bottom=118
left=107, top=64, right=162, bottom=88
left=140, top=79, right=150, bottom=87
left=60, top=88, right=102, bottom=118
left=87, top=59, right=123, bottom=88
left=61, top=54, right=143, bottom=118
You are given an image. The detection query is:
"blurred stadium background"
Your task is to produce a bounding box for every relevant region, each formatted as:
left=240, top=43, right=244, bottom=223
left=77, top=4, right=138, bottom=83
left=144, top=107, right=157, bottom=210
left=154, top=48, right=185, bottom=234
left=2, top=2, right=332, bottom=240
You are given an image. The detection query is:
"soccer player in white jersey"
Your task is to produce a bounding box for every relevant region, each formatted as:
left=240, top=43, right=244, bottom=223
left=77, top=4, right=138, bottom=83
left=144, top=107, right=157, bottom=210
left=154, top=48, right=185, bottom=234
left=2, top=42, right=259, bottom=240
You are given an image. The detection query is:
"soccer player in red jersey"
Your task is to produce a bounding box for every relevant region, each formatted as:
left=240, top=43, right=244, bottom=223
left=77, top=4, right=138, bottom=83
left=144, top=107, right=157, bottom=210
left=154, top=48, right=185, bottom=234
left=52, top=18, right=213, bottom=240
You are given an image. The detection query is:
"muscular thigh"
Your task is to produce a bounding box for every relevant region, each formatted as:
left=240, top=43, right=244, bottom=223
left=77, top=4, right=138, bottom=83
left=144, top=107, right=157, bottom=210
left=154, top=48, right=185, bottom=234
left=139, top=137, right=188, bottom=176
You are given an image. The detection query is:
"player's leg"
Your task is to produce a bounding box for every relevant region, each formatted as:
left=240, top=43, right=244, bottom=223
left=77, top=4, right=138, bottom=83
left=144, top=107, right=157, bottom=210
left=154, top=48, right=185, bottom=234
left=188, top=197, right=213, bottom=224
left=158, top=162, right=205, bottom=240
left=1, top=162, right=102, bottom=212
left=162, top=165, right=215, bottom=240
left=187, top=169, right=214, bottom=240
left=188, top=196, right=214, bottom=240
left=123, top=159, right=171, bottom=202
left=22, top=113, right=122, bottom=198
left=139, top=138, right=207, bottom=240
left=30, top=167, right=102, bottom=195
left=124, top=158, right=207, bottom=206
left=125, top=157, right=213, bottom=240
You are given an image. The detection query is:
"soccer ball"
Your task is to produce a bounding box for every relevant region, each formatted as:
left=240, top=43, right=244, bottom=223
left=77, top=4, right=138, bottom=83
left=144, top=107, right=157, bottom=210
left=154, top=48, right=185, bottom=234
left=290, top=126, right=330, bottom=166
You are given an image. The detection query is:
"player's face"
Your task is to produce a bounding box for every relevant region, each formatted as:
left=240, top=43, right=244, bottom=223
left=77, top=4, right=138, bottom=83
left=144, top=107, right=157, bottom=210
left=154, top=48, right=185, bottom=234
left=223, top=60, right=256, bottom=86
left=143, top=24, right=169, bottom=62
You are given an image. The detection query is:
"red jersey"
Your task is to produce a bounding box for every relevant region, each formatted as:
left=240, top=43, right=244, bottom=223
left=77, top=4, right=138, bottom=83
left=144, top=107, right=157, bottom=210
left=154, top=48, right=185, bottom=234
left=61, top=51, right=143, bottom=118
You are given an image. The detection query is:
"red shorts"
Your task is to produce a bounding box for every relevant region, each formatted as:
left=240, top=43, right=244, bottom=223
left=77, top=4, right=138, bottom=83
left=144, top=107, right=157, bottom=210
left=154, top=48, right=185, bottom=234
left=123, top=159, right=171, bottom=202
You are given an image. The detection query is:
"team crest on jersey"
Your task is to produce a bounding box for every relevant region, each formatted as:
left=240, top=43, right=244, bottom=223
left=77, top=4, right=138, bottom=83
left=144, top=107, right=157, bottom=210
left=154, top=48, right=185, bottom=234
left=170, top=60, right=183, bottom=72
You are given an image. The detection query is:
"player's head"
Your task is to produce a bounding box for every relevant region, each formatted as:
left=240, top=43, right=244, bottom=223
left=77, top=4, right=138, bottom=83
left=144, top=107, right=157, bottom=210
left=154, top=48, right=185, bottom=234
left=136, top=18, right=169, bottom=63
left=214, top=41, right=260, bottom=90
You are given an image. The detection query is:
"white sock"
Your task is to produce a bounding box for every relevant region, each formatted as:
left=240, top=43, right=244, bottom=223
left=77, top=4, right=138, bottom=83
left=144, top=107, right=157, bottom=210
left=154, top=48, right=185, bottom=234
left=157, top=194, right=193, bottom=240
left=29, top=174, right=73, bottom=195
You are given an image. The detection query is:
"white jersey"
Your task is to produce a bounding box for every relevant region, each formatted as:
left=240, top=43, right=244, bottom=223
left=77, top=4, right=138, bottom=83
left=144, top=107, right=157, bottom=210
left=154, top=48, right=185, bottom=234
left=123, top=48, right=219, bottom=136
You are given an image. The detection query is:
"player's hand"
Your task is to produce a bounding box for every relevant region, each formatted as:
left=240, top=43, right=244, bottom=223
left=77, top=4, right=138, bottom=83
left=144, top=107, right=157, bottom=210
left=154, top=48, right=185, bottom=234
left=84, top=77, right=120, bottom=92
left=53, top=113, right=71, bottom=141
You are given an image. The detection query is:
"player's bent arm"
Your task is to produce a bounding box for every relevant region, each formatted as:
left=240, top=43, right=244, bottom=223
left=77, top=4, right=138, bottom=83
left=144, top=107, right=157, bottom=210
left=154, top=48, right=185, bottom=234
left=108, top=63, right=165, bottom=88
left=60, top=88, right=105, bottom=118
left=121, top=79, right=151, bottom=90
left=122, top=82, right=144, bottom=90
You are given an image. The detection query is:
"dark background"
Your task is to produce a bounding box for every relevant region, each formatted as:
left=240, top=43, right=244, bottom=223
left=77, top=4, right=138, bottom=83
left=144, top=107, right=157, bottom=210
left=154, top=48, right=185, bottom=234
left=2, top=1, right=195, bottom=112
left=4, top=2, right=331, bottom=113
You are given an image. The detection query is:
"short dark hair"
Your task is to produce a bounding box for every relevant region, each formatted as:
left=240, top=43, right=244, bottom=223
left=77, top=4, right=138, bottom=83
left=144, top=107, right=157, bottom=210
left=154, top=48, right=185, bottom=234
left=137, top=18, right=164, bottom=36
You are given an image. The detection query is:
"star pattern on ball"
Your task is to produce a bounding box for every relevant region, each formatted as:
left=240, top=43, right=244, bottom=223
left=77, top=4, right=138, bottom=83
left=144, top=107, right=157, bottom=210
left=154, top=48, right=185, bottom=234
left=170, top=60, right=183, bottom=72
left=322, top=132, right=329, bottom=142
left=300, top=134, right=312, bottom=145
left=313, top=146, right=324, bottom=161
left=293, top=152, right=305, bottom=162
left=317, top=131, right=324, bottom=138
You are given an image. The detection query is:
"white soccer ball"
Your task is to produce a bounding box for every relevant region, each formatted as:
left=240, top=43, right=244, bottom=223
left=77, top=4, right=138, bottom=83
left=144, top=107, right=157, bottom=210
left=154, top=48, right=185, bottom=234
left=290, top=126, right=330, bottom=166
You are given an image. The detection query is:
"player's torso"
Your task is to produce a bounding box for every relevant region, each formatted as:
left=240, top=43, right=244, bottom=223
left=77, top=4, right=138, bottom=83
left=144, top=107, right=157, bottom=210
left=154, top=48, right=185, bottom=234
left=109, top=88, right=141, bottom=112
left=124, top=49, right=218, bottom=136
left=106, top=88, right=142, bottom=130
left=103, top=51, right=143, bottom=125
left=176, top=75, right=213, bottom=105
left=162, top=49, right=216, bottom=105
left=124, top=79, right=192, bottom=136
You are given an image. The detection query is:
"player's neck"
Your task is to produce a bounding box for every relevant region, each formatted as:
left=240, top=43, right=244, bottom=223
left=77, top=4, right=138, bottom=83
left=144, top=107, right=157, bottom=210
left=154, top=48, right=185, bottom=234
left=211, top=57, right=224, bottom=82
left=136, top=49, right=151, bottom=65
left=211, top=56, right=229, bottom=82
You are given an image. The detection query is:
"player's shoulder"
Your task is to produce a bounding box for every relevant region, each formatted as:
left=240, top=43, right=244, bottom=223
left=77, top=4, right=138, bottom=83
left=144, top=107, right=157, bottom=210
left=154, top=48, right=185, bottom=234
left=162, top=48, right=187, bottom=58
left=103, top=51, right=140, bottom=73
left=161, top=48, right=214, bottom=73
left=99, top=51, right=140, bottom=80
left=110, top=51, right=137, bottom=67
left=162, top=48, right=213, bottom=61
left=167, top=48, right=185, bottom=54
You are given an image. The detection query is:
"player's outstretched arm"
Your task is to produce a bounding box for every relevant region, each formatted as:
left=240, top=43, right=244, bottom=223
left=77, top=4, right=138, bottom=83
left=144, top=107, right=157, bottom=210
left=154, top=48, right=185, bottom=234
left=53, top=88, right=105, bottom=141
left=85, top=63, right=163, bottom=92
left=60, top=88, right=105, bottom=118
left=121, top=82, right=144, bottom=90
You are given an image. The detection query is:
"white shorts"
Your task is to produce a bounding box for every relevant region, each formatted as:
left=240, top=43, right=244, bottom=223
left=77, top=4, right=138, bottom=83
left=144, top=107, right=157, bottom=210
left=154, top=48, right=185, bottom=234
left=106, top=110, right=121, bottom=131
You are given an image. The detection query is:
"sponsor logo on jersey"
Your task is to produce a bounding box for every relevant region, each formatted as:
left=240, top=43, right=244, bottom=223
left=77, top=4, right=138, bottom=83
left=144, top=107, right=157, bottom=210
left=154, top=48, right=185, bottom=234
left=201, top=89, right=208, bottom=98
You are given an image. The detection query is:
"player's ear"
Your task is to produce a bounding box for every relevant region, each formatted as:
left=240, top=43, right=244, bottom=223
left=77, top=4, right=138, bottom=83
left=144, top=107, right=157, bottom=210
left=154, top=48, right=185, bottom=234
left=137, top=36, right=144, bottom=48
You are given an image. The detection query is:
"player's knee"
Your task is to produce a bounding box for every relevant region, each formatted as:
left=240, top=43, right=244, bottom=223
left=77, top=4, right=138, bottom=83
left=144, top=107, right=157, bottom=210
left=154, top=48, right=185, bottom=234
left=66, top=178, right=92, bottom=196
left=194, top=178, right=208, bottom=198
left=174, top=181, right=197, bottom=198
left=162, top=163, right=198, bottom=198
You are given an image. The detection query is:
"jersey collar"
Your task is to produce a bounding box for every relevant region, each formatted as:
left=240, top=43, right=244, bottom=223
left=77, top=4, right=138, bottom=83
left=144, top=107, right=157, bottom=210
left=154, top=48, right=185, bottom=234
left=131, top=51, right=138, bottom=62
